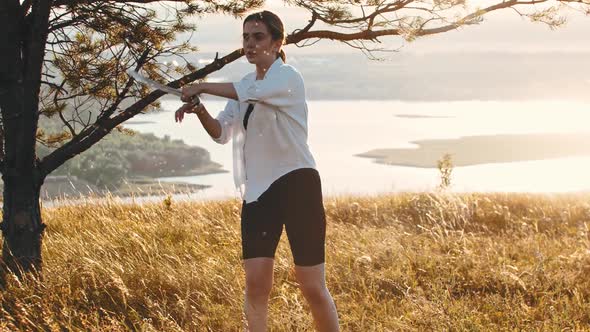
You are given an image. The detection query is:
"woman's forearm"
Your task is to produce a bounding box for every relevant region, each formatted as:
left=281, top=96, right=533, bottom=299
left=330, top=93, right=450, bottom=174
left=200, top=82, right=238, bottom=100
left=196, top=104, right=222, bottom=139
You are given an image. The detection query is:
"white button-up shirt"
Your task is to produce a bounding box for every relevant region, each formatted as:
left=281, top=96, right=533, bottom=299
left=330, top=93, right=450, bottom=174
left=211, top=57, right=317, bottom=203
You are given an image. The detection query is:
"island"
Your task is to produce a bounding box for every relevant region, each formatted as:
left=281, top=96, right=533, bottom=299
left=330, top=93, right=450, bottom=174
left=357, top=132, right=590, bottom=168
left=0, top=129, right=226, bottom=200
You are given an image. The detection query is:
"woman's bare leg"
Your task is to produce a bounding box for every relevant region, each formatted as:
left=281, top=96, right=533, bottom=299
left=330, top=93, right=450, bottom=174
left=243, top=257, right=274, bottom=332
left=294, top=263, right=339, bottom=332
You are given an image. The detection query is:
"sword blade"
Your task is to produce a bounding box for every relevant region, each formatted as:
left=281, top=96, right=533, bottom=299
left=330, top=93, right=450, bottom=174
left=128, top=70, right=200, bottom=106
left=128, top=70, right=183, bottom=97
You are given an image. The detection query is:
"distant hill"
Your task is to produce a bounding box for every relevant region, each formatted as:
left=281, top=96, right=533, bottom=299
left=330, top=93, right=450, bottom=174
left=195, top=51, right=590, bottom=102
left=0, top=175, right=209, bottom=200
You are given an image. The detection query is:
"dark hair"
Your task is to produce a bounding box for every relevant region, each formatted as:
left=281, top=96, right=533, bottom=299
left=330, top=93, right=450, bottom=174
left=243, top=10, right=286, bottom=62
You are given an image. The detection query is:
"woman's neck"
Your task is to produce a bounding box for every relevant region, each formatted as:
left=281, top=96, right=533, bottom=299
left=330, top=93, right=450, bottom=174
left=255, top=58, right=275, bottom=80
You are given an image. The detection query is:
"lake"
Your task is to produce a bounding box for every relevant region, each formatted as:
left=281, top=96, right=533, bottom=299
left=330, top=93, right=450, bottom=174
left=125, top=99, right=590, bottom=200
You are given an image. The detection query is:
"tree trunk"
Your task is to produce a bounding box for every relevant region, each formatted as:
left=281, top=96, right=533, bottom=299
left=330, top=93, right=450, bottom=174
left=0, top=172, right=46, bottom=285
left=0, top=0, right=50, bottom=286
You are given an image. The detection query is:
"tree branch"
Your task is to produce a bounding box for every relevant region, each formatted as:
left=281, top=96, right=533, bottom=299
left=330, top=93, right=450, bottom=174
left=48, top=12, right=91, bottom=32
left=52, top=0, right=191, bottom=6
left=39, top=48, right=244, bottom=177
left=286, top=0, right=524, bottom=45
left=95, top=47, right=151, bottom=122
left=21, top=0, right=32, bottom=15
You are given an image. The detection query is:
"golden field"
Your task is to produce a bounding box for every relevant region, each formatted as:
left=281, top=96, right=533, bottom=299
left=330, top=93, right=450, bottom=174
left=1, top=192, right=590, bottom=331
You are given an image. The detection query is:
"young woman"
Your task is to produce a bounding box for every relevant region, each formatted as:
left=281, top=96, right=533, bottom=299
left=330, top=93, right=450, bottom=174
left=175, top=10, right=339, bottom=332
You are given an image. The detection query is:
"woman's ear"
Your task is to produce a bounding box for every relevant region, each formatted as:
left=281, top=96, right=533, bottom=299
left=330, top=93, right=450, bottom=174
left=273, top=40, right=282, bottom=54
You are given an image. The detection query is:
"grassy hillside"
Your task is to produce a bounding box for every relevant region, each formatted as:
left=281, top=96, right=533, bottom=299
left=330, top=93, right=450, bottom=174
left=1, top=192, right=590, bottom=331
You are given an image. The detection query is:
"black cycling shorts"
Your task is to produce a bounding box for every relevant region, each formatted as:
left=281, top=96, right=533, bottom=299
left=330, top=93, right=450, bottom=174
left=240, top=168, right=326, bottom=266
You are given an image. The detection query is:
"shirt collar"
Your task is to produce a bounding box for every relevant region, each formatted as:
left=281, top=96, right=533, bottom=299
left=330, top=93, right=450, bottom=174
left=254, top=57, right=284, bottom=81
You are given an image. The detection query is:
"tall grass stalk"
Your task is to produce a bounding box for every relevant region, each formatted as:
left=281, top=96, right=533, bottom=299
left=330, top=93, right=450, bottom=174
left=1, top=192, right=590, bottom=331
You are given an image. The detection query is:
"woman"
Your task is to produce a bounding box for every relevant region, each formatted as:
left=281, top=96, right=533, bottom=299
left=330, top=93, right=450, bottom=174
left=175, top=10, right=339, bottom=332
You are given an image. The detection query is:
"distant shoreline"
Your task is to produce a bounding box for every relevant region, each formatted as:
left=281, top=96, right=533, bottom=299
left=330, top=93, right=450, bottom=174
left=0, top=172, right=226, bottom=201
left=357, top=132, right=590, bottom=168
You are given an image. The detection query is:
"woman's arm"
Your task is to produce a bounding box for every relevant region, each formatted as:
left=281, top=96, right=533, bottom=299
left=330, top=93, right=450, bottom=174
left=182, top=83, right=238, bottom=102
left=233, top=67, right=303, bottom=108
left=182, top=67, right=303, bottom=109
left=175, top=103, right=222, bottom=139
left=195, top=104, right=222, bottom=139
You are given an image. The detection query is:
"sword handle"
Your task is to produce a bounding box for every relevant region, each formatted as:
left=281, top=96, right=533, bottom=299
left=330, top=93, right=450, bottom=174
left=188, top=95, right=201, bottom=107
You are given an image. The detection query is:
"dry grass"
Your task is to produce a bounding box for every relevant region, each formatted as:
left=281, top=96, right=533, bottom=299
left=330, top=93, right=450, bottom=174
left=1, top=192, right=590, bottom=331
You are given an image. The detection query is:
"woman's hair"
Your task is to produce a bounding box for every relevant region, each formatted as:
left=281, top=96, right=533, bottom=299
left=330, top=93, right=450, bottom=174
left=243, top=10, right=286, bottom=62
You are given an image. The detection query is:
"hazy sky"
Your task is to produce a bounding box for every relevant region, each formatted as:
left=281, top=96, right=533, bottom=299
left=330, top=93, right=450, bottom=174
left=183, top=0, right=590, bottom=55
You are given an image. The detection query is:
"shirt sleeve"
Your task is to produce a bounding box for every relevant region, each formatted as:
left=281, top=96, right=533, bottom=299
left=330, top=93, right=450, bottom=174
left=232, top=66, right=304, bottom=109
left=212, top=99, right=238, bottom=144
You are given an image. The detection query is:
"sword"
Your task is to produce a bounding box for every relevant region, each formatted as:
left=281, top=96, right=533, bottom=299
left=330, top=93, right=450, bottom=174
left=128, top=70, right=200, bottom=106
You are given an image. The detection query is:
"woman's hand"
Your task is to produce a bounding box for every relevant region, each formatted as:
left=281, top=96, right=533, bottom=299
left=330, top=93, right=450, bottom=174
left=181, top=84, right=202, bottom=103
left=175, top=102, right=205, bottom=123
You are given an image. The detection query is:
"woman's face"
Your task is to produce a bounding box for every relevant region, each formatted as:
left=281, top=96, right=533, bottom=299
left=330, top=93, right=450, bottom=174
left=242, top=20, right=281, bottom=65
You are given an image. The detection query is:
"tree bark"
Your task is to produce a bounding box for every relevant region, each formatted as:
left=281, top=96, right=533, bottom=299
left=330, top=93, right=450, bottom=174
left=0, top=173, right=45, bottom=284
left=0, top=0, right=49, bottom=285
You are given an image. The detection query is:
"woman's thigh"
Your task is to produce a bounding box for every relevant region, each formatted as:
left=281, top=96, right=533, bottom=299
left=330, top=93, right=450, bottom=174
left=283, top=169, right=326, bottom=267
left=241, top=192, right=283, bottom=261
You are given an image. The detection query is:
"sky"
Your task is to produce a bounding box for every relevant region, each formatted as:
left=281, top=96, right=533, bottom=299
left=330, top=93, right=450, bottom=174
left=164, top=1, right=590, bottom=102
left=183, top=0, right=590, bottom=55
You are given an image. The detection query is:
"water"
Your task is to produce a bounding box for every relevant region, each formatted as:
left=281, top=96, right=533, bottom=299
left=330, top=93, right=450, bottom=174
left=125, top=99, right=590, bottom=200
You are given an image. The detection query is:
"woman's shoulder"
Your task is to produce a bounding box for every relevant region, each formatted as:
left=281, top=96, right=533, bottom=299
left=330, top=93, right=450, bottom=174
left=278, top=62, right=301, bottom=75
left=275, top=62, right=304, bottom=85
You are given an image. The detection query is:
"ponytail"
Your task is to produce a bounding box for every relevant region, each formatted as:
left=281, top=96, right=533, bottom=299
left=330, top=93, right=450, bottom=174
left=277, top=49, right=286, bottom=62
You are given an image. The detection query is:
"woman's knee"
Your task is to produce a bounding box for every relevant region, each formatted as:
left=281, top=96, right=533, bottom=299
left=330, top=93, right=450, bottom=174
left=244, top=258, right=274, bottom=297
left=246, top=274, right=273, bottom=297
left=298, top=280, right=329, bottom=303
left=294, top=264, right=328, bottom=301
